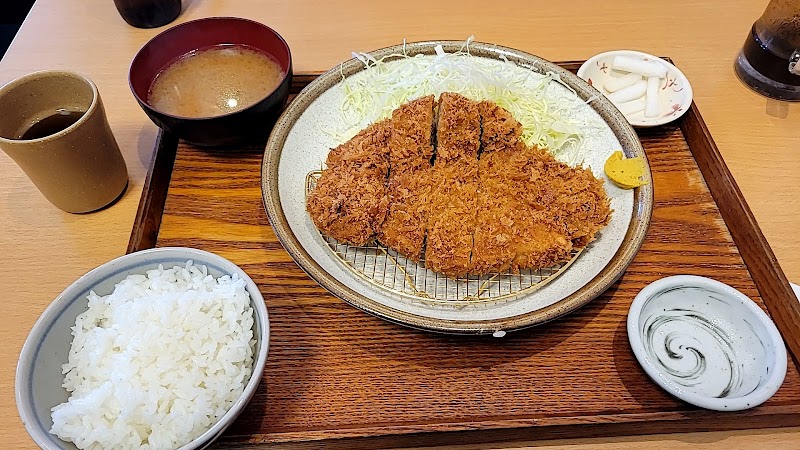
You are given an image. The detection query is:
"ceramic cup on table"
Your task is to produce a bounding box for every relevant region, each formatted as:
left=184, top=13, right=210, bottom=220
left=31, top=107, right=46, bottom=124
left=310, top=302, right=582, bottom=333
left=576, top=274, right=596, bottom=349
left=0, top=70, right=128, bottom=213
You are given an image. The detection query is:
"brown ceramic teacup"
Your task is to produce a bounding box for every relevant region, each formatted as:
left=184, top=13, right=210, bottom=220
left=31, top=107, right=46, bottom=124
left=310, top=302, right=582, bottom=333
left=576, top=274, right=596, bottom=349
left=0, top=71, right=128, bottom=213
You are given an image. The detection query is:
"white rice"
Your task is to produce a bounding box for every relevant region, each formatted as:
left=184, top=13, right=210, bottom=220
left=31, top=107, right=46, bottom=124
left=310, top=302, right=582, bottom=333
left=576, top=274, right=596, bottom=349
left=50, top=261, right=256, bottom=450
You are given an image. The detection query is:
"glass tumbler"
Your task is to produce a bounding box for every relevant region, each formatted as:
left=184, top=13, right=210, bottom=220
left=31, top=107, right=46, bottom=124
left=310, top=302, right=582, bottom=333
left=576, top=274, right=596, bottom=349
left=113, top=0, right=181, bottom=29
left=734, top=0, right=800, bottom=101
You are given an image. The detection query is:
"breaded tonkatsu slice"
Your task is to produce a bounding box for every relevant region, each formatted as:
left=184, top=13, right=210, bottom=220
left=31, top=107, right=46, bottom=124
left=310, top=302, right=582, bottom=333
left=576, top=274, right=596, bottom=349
left=377, top=163, right=433, bottom=261
left=480, top=100, right=523, bottom=153
left=473, top=101, right=558, bottom=273
left=424, top=93, right=482, bottom=276
left=378, top=96, right=437, bottom=261
left=492, top=145, right=609, bottom=271
left=472, top=150, right=521, bottom=274
left=388, top=95, right=436, bottom=169
left=556, top=173, right=611, bottom=248
left=508, top=147, right=575, bottom=270
left=473, top=107, right=588, bottom=273
left=435, top=92, right=481, bottom=162
left=473, top=106, right=527, bottom=273
left=528, top=148, right=611, bottom=248
left=325, top=119, right=392, bottom=170
left=306, top=120, right=392, bottom=245
left=425, top=157, right=480, bottom=277
left=473, top=148, right=573, bottom=273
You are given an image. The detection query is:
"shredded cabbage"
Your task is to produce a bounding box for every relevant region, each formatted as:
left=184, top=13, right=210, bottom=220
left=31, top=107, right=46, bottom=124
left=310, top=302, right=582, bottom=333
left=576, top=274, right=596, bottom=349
left=332, top=37, right=589, bottom=165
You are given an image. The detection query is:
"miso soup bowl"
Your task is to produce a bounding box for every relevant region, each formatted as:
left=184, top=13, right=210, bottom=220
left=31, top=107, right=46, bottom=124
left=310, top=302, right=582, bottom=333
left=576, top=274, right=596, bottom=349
left=129, top=17, right=292, bottom=147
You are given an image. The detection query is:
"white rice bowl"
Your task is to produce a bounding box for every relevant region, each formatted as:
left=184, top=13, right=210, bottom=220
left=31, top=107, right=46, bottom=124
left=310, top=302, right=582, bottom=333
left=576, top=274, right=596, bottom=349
left=49, top=261, right=256, bottom=450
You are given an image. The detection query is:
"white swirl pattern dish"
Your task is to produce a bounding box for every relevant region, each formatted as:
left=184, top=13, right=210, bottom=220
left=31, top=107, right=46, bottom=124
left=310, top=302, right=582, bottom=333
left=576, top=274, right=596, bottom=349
left=627, top=275, right=787, bottom=411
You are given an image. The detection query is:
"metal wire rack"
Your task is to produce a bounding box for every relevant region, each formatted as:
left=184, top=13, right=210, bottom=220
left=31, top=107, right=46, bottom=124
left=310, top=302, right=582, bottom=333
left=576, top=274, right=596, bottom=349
left=306, top=171, right=581, bottom=308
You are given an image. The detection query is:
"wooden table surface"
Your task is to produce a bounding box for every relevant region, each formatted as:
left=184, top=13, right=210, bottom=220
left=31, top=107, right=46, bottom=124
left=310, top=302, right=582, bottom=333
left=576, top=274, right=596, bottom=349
left=1, top=0, right=798, bottom=448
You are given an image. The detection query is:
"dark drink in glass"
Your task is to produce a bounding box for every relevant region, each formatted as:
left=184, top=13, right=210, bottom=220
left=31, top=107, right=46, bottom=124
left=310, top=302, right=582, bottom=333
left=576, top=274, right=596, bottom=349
left=734, top=0, right=800, bottom=101
left=113, top=0, right=181, bottom=29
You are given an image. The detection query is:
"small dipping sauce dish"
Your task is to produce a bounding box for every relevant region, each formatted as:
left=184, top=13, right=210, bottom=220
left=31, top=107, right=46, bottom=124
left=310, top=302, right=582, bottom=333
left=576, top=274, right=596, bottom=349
left=627, top=275, right=787, bottom=411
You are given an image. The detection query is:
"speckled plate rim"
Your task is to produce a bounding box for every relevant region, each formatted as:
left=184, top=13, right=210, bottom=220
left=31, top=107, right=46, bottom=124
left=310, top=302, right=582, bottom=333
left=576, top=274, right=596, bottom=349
left=626, top=275, right=787, bottom=411
left=262, top=40, right=653, bottom=334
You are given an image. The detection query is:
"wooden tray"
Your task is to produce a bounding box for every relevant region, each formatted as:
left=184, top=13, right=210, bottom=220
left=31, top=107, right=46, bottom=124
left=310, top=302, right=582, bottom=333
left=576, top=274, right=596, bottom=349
left=128, top=62, right=800, bottom=449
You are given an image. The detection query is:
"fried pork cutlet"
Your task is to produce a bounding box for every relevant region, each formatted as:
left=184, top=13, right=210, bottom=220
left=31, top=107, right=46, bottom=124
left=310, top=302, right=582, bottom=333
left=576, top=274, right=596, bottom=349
left=472, top=101, right=521, bottom=273
left=305, top=120, right=392, bottom=245
left=377, top=165, right=433, bottom=260
left=425, top=160, right=479, bottom=276
left=473, top=101, right=610, bottom=273
left=308, top=93, right=612, bottom=277
left=425, top=93, right=481, bottom=276
left=474, top=146, right=574, bottom=273
left=388, top=95, right=436, bottom=169
left=520, top=145, right=610, bottom=255
left=472, top=149, right=524, bottom=274
left=377, top=96, right=436, bottom=261
left=435, top=92, right=481, bottom=162
left=479, top=100, right=522, bottom=153
left=533, top=152, right=611, bottom=248
left=473, top=147, right=572, bottom=273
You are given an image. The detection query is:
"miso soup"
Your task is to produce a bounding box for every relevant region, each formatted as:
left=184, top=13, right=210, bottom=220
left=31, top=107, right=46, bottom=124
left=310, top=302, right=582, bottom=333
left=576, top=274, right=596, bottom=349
left=147, top=45, right=284, bottom=118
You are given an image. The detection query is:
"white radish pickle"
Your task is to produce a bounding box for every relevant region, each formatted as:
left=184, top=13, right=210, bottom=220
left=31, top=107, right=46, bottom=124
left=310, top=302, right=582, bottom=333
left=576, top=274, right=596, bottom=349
left=607, top=80, right=647, bottom=104
left=645, top=76, right=661, bottom=118
left=612, top=56, right=667, bottom=78
left=615, top=98, right=646, bottom=115
left=604, top=73, right=641, bottom=93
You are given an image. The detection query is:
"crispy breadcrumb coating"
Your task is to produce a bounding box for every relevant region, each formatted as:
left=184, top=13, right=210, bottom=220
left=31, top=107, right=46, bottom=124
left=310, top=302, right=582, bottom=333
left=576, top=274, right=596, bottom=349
left=480, top=100, right=522, bottom=154
left=424, top=93, right=481, bottom=276
left=388, top=95, right=435, bottom=170
left=377, top=163, right=433, bottom=261
left=305, top=120, right=391, bottom=245
left=425, top=156, right=480, bottom=276
left=474, top=146, right=574, bottom=273
left=307, top=94, right=612, bottom=276
left=435, top=92, right=481, bottom=162
left=378, top=96, right=436, bottom=260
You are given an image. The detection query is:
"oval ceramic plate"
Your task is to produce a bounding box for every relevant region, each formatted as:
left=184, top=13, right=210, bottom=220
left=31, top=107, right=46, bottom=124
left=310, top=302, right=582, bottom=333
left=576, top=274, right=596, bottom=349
left=262, top=41, right=653, bottom=334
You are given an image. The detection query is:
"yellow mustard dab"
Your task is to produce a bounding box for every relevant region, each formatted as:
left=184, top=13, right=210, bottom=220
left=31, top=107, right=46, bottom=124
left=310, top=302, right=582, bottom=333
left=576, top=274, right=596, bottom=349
left=604, top=151, right=648, bottom=189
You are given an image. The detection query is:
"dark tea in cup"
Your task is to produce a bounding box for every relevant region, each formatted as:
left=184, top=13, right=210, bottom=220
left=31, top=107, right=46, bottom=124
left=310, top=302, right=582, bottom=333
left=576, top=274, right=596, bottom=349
left=18, top=109, right=85, bottom=140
